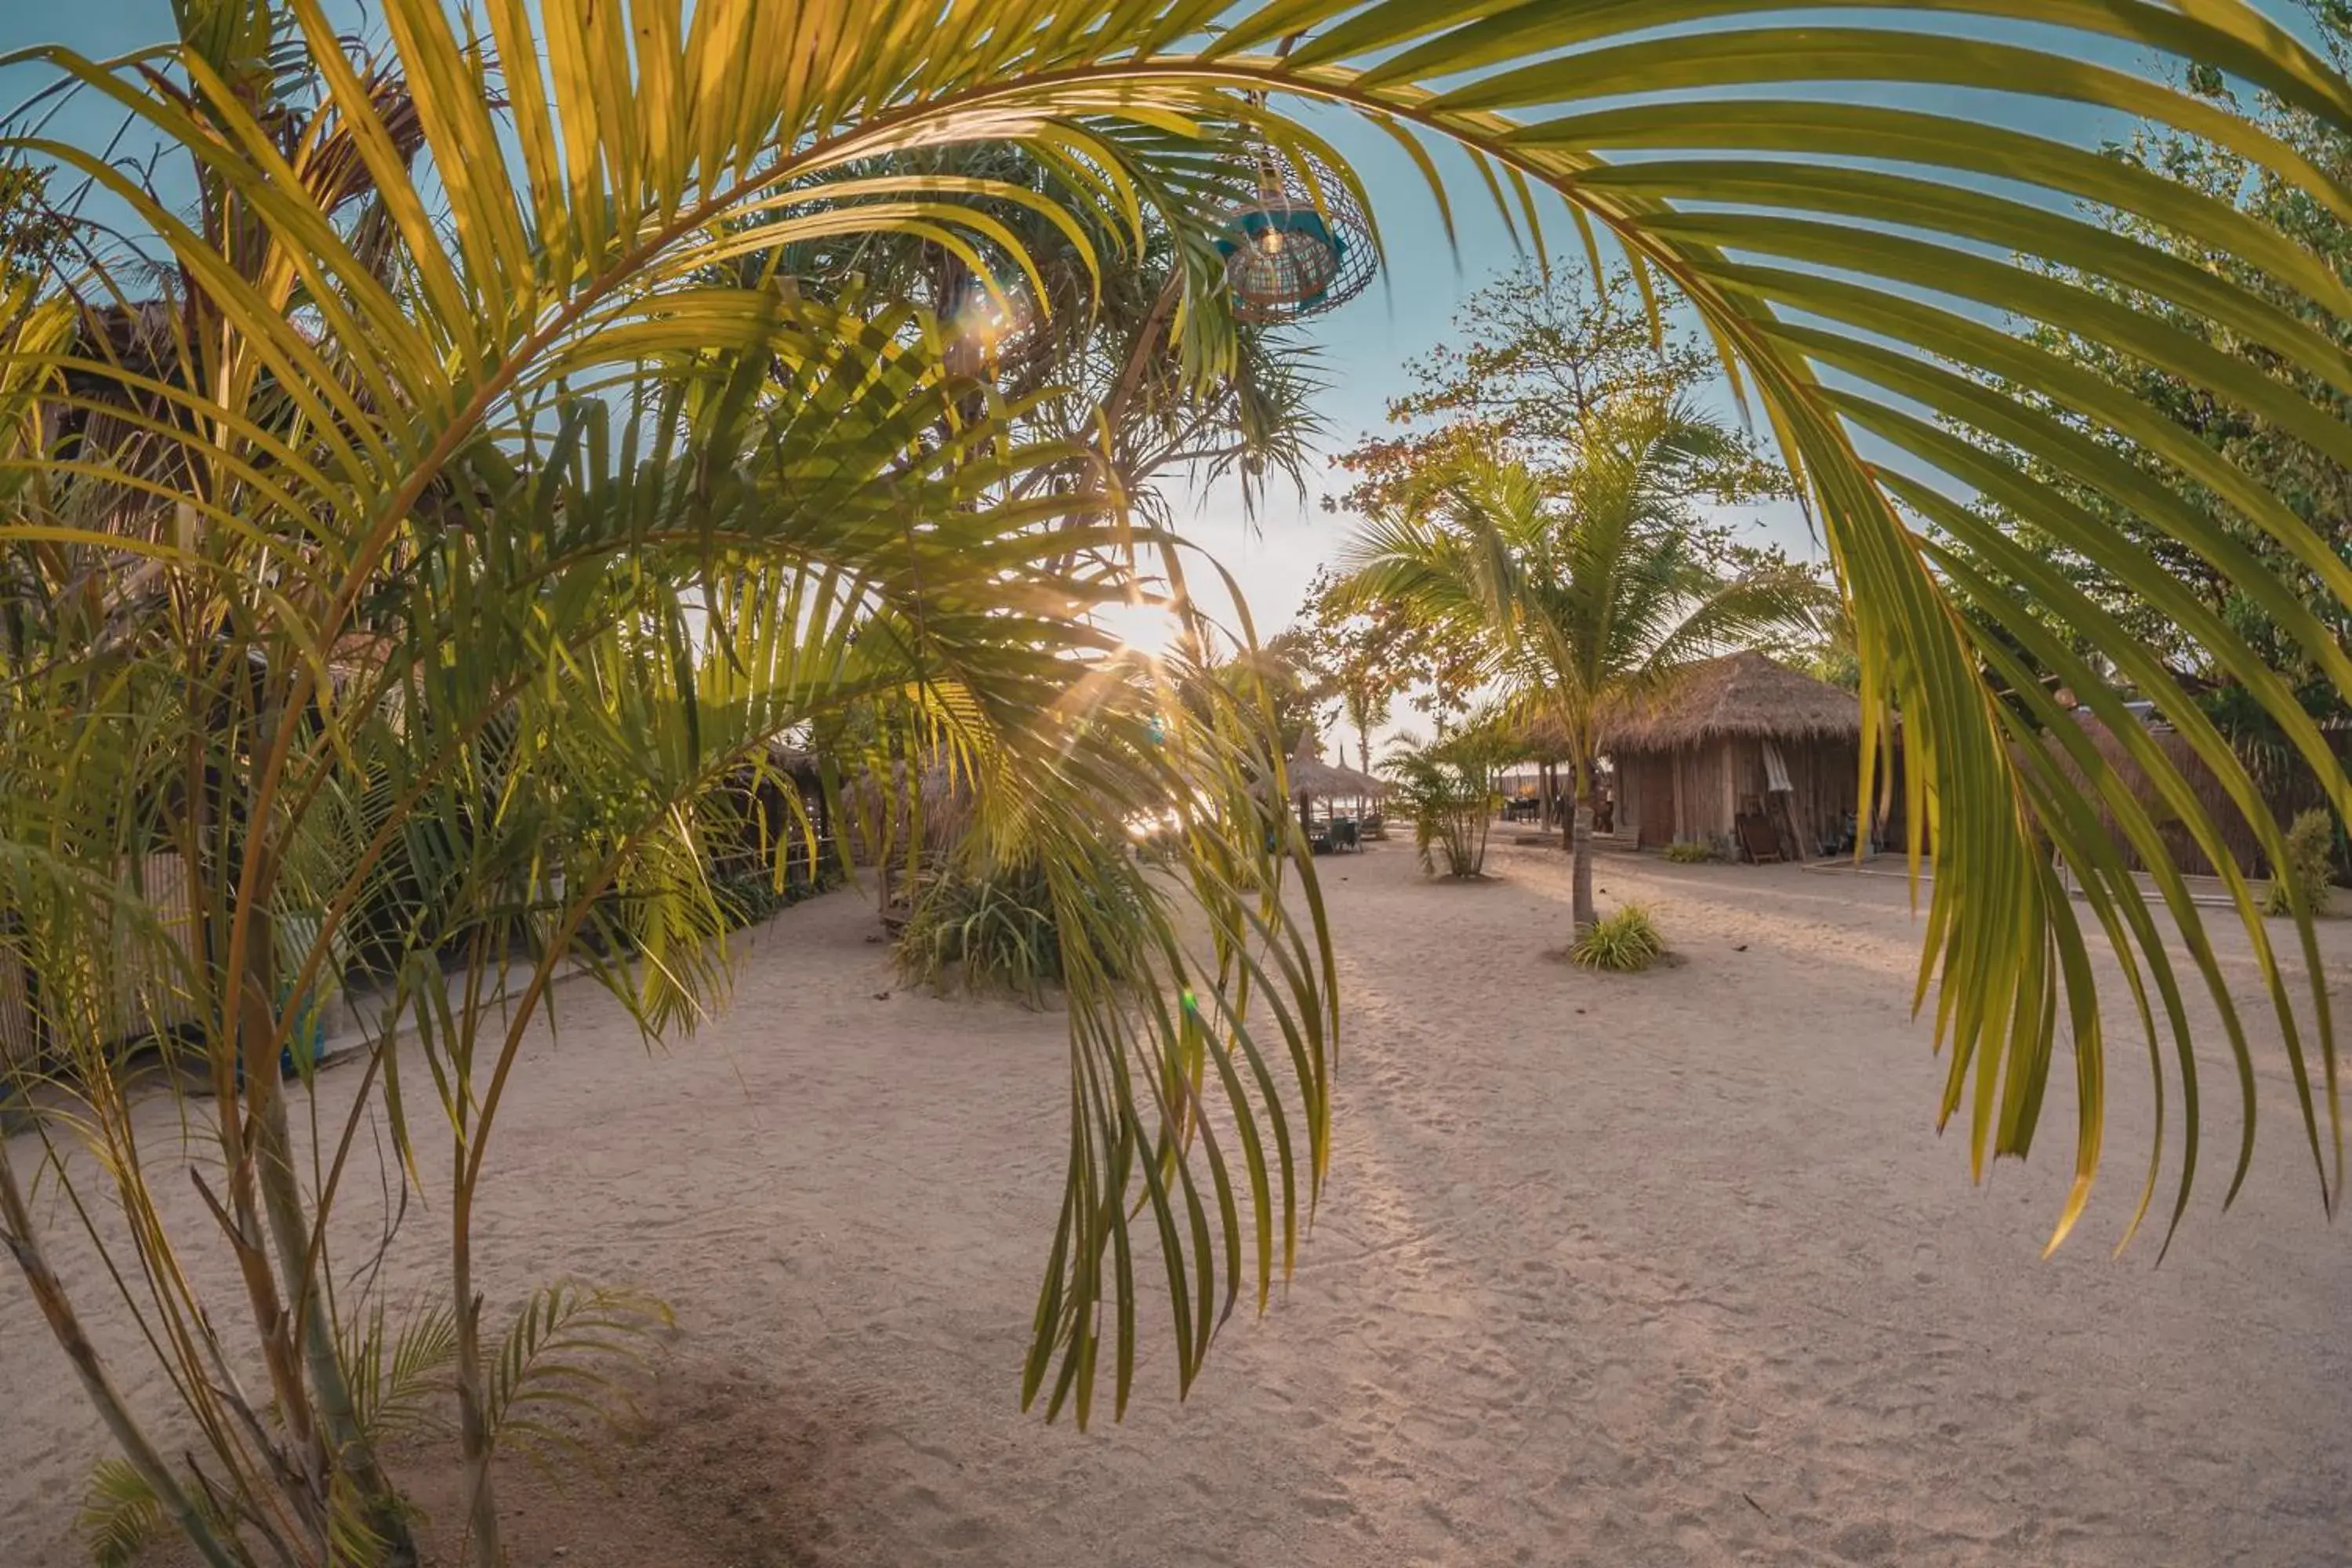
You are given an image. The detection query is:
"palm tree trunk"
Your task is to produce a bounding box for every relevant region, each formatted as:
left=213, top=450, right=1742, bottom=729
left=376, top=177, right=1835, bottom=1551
left=240, top=738, right=417, bottom=1564
left=0, top=1138, right=250, bottom=1568
left=255, top=1085, right=416, bottom=1566
left=1571, top=754, right=1598, bottom=933
left=454, top=1250, right=502, bottom=1568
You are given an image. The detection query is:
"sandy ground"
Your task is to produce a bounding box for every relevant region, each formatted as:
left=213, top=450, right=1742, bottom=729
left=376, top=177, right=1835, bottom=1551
left=5, top=839, right=2351, bottom=1566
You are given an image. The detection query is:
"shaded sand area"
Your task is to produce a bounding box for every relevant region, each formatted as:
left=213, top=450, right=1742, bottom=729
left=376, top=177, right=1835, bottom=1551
left=5, top=840, right=2351, bottom=1565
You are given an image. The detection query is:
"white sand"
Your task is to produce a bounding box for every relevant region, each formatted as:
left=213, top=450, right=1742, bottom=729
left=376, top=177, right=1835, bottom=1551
left=5, top=840, right=2351, bottom=1566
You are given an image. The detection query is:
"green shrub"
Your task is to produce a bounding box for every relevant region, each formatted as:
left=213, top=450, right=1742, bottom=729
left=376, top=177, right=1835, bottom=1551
left=897, top=852, right=1141, bottom=1001
left=713, top=869, right=789, bottom=930
left=711, top=854, right=840, bottom=931
left=1572, top=904, right=1665, bottom=972
left=1663, top=840, right=1715, bottom=865
left=2263, top=808, right=2337, bottom=916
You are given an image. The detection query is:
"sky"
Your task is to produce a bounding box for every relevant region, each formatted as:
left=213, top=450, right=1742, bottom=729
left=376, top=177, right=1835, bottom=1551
left=0, top=2, right=2308, bottom=744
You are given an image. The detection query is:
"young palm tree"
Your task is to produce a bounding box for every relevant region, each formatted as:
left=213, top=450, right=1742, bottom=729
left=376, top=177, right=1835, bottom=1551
left=1339, top=398, right=1822, bottom=932
left=7, top=2, right=2352, bottom=1561
left=1381, top=724, right=1508, bottom=880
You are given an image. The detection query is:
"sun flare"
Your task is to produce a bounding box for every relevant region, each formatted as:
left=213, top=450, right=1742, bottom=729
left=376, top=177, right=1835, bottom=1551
left=1094, top=598, right=1184, bottom=658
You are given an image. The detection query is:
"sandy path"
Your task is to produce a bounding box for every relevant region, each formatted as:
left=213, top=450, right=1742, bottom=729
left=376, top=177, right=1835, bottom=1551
left=5, top=840, right=2350, bottom=1565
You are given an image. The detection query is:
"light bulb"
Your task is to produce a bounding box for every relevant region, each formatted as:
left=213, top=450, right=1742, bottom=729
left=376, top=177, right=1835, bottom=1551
left=1258, top=227, right=1286, bottom=256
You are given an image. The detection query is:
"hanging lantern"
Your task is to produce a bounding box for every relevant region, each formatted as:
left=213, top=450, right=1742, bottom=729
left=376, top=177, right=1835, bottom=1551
left=1215, top=147, right=1378, bottom=325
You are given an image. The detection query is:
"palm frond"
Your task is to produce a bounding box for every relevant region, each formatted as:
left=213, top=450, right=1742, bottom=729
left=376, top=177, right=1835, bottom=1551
left=485, top=1283, right=673, bottom=1461
left=78, top=1459, right=165, bottom=1568
left=337, top=1295, right=459, bottom=1443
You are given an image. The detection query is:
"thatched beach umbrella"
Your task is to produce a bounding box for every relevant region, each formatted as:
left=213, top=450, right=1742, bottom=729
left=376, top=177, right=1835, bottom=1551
left=1275, top=735, right=1384, bottom=838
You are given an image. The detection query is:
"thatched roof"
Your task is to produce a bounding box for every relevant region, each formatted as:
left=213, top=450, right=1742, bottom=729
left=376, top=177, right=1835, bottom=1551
left=1601, top=651, right=1860, bottom=753
left=762, top=739, right=820, bottom=779
left=1283, top=737, right=1385, bottom=800
left=1507, top=710, right=1575, bottom=763
left=841, top=758, right=972, bottom=862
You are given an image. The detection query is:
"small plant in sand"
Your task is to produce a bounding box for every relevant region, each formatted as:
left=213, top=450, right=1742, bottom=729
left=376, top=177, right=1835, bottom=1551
left=1663, top=840, right=1718, bottom=865
left=2263, top=808, right=2337, bottom=916
left=896, top=851, right=1142, bottom=1003
left=1381, top=728, right=1506, bottom=879
left=79, top=1287, right=671, bottom=1567
left=1571, top=905, right=1666, bottom=972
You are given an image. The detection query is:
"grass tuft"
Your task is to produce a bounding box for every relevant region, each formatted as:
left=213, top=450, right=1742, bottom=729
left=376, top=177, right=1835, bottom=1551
left=2263, top=807, right=2336, bottom=916
left=1571, top=904, right=1665, bottom=972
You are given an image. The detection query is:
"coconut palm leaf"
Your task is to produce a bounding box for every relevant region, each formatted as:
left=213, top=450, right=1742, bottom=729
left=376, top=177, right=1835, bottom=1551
left=336, top=1296, right=459, bottom=1443
left=483, top=1283, right=672, bottom=1461
left=78, top=1459, right=166, bottom=1568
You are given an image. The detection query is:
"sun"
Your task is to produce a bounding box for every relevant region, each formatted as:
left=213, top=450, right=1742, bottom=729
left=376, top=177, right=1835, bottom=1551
left=1093, top=598, right=1185, bottom=658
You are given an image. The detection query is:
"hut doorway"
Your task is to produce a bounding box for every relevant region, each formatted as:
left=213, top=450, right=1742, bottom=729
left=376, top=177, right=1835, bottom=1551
left=1636, top=758, right=1677, bottom=849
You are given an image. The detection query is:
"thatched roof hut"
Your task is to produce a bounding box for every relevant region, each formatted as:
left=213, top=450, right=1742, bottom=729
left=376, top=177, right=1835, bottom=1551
left=1604, top=652, right=1869, bottom=860
left=1600, top=650, right=1862, bottom=753
left=1252, top=735, right=1383, bottom=845
left=841, top=757, right=972, bottom=866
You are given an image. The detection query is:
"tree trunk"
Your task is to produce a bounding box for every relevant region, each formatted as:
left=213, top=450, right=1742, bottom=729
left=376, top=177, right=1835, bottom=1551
left=454, top=1255, right=503, bottom=1568
left=256, top=1086, right=416, bottom=1565
left=0, top=1142, right=249, bottom=1568
left=241, top=732, right=418, bottom=1563
left=1571, top=754, right=1598, bottom=933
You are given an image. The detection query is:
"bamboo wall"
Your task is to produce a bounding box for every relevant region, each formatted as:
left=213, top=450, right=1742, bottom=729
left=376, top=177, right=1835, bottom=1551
left=2046, top=717, right=2343, bottom=880
left=1614, top=737, right=1864, bottom=858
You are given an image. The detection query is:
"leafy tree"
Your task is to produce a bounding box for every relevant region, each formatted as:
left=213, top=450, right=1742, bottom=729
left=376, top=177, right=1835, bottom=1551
left=0, top=163, right=67, bottom=281
left=745, top=144, right=1330, bottom=530
left=1284, top=566, right=1410, bottom=773
left=1238, top=627, right=1328, bottom=757
left=1338, top=399, right=1824, bottom=931
left=1330, top=264, right=1790, bottom=518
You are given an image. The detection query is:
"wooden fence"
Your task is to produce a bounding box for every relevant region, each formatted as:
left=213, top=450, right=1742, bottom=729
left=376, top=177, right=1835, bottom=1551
left=0, top=851, right=202, bottom=1082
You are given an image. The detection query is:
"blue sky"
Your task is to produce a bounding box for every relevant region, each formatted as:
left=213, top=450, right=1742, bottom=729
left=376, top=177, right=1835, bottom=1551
left=1, top=2, right=2300, bottom=735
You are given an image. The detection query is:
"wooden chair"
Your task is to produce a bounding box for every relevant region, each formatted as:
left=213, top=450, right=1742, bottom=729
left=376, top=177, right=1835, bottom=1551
left=1734, top=811, right=1784, bottom=865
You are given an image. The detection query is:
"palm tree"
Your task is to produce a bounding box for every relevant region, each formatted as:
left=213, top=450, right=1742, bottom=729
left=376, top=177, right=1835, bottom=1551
left=1381, top=724, right=1508, bottom=880
left=1340, top=398, right=1822, bottom=932
left=4, top=2, right=2352, bottom=1561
